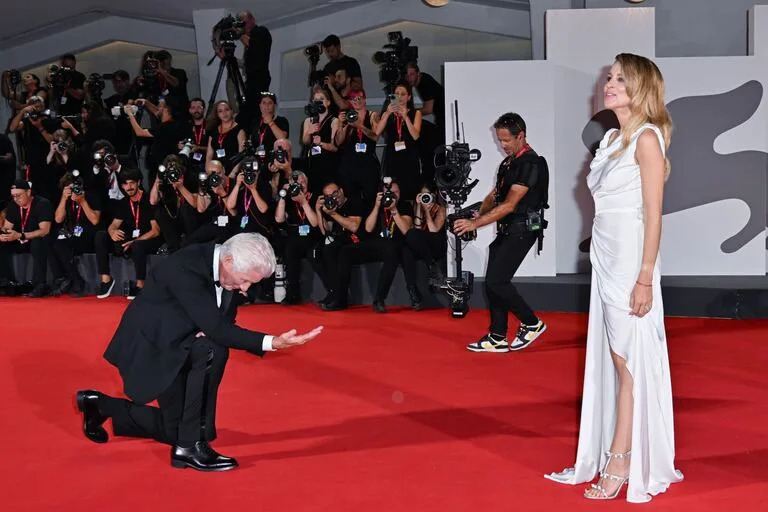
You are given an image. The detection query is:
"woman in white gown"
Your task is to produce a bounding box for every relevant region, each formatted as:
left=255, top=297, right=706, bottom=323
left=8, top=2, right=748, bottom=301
left=544, top=53, right=683, bottom=502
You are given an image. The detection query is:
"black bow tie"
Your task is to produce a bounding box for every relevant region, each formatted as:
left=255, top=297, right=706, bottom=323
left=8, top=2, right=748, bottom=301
left=214, top=280, right=221, bottom=287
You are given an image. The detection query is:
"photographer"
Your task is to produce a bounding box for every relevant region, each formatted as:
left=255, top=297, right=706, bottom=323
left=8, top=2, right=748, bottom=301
left=150, top=155, right=198, bottom=253
left=453, top=113, right=548, bottom=352
left=74, top=101, right=116, bottom=162
left=90, top=140, right=124, bottom=220
left=50, top=171, right=102, bottom=296
left=42, top=129, right=77, bottom=203
left=238, top=11, right=272, bottom=123
left=375, top=81, right=422, bottom=199
left=125, top=97, right=186, bottom=183
left=2, top=72, right=48, bottom=113
left=314, top=181, right=363, bottom=309
left=9, top=96, right=62, bottom=195
left=334, top=89, right=381, bottom=208
left=225, top=157, right=274, bottom=240
left=155, top=51, right=189, bottom=110
left=302, top=87, right=340, bottom=193
left=324, top=179, right=412, bottom=313
left=94, top=168, right=162, bottom=300
left=205, top=100, right=246, bottom=175
left=0, top=134, right=16, bottom=210
left=0, top=180, right=54, bottom=297
left=323, top=67, right=353, bottom=113
left=49, top=54, right=86, bottom=116
left=249, top=92, right=289, bottom=164
left=104, top=70, right=137, bottom=155
left=182, top=160, right=234, bottom=246
left=406, top=62, right=445, bottom=140
left=322, top=35, right=363, bottom=91
left=402, top=183, right=447, bottom=309
left=275, top=170, right=322, bottom=305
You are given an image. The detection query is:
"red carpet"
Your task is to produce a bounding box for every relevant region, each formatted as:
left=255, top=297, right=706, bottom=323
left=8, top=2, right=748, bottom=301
left=2, top=297, right=767, bottom=511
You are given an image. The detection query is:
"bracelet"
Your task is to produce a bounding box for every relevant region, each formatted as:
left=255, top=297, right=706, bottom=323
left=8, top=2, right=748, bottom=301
left=636, top=280, right=652, bottom=287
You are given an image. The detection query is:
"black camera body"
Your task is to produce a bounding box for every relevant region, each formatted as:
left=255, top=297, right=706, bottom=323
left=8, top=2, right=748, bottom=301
left=288, top=181, right=302, bottom=198
left=87, top=73, right=106, bottom=98
left=70, top=170, right=84, bottom=196
left=344, top=109, right=359, bottom=123
left=241, top=158, right=259, bottom=185
left=323, top=194, right=339, bottom=211
left=24, top=109, right=52, bottom=121
left=273, top=148, right=287, bottom=164
left=373, top=31, right=419, bottom=93
left=381, top=177, right=396, bottom=208
left=417, top=192, right=434, bottom=205
left=49, top=65, right=75, bottom=89
left=56, top=141, right=69, bottom=153
left=93, top=152, right=117, bottom=169
left=158, top=163, right=182, bottom=183
left=213, top=14, right=245, bottom=54
left=304, top=100, right=326, bottom=123
left=199, top=172, right=223, bottom=193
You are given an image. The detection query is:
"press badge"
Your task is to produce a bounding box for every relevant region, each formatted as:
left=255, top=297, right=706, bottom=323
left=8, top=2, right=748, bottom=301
left=60, top=96, right=67, bottom=105
left=217, top=215, right=229, bottom=227
left=355, top=143, right=367, bottom=153
left=394, top=141, right=406, bottom=152
left=311, top=145, right=322, bottom=156
left=381, top=228, right=390, bottom=238
left=240, top=216, right=249, bottom=229
left=161, top=89, right=170, bottom=97
left=216, top=148, right=226, bottom=158
left=193, top=152, right=203, bottom=161
left=257, top=145, right=266, bottom=157
left=132, top=229, right=141, bottom=238
left=298, top=224, right=310, bottom=236
left=73, top=225, right=84, bottom=237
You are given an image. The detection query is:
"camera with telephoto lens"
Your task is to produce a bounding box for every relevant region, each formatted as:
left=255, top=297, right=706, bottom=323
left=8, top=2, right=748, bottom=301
left=304, top=100, right=326, bottom=123
left=344, top=108, right=359, bottom=123
left=179, top=138, right=195, bottom=158
left=49, top=64, right=75, bottom=89
left=272, top=147, right=287, bottom=164
left=241, top=158, right=259, bottom=185
left=417, top=192, right=434, bottom=205
left=373, top=31, right=419, bottom=93
left=24, top=109, right=53, bottom=121
left=158, top=163, right=182, bottom=183
left=70, top=170, right=84, bottom=196
left=381, top=176, right=396, bottom=208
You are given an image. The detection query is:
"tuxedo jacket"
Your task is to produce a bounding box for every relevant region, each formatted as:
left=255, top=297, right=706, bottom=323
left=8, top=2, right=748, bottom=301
left=104, top=242, right=266, bottom=404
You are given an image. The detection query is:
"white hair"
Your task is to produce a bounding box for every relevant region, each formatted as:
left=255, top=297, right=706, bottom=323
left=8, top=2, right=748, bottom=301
left=220, top=233, right=276, bottom=276
left=273, top=138, right=292, bottom=153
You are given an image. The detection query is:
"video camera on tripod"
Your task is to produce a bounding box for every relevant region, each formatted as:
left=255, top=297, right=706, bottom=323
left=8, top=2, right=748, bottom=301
left=213, top=14, right=246, bottom=55
left=433, top=100, right=482, bottom=318
left=206, top=14, right=248, bottom=117
left=303, top=43, right=327, bottom=88
left=373, top=31, right=418, bottom=93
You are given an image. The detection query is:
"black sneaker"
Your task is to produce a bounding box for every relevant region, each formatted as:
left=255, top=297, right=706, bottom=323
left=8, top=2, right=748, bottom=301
left=372, top=300, right=387, bottom=314
left=97, top=278, right=115, bottom=299
left=407, top=285, right=423, bottom=311
left=466, top=333, right=509, bottom=353
left=25, top=283, right=50, bottom=298
left=509, top=320, right=547, bottom=351
left=127, top=285, right=142, bottom=301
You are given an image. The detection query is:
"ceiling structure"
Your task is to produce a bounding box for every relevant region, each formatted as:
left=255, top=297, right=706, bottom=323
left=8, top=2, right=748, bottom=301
left=0, top=0, right=531, bottom=50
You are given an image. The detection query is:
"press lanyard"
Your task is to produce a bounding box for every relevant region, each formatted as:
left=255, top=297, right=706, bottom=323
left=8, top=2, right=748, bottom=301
left=71, top=201, right=82, bottom=226
left=356, top=111, right=366, bottom=142
left=514, top=144, right=531, bottom=159
left=129, top=198, right=141, bottom=230
left=383, top=209, right=395, bottom=234
left=19, top=197, right=33, bottom=232
left=295, top=193, right=311, bottom=223
left=243, top=189, right=253, bottom=218
left=258, top=123, right=269, bottom=146
left=193, top=125, right=205, bottom=145
left=395, top=114, right=403, bottom=141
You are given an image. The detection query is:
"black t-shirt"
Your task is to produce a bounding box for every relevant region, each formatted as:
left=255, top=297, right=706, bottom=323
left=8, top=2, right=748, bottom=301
left=495, top=149, right=549, bottom=225
left=148, top=120, right=186, bottom=173
left=370, top=200, right=414, bottom=239
left=235, top=184, right=275, bottom=235
left=62, top=190, right=103, bottom=236
left=104, top=92, right=138, bottom=155
left=207, top=125, right=243, bottom=173
left=55, top=70, right=87, bottom=116
left=167, top=68, right=189, bottom=107
left=244, top=25, right=272, bottom=75
left=114, top=192, right=155, bottom=238
left=415, top=72, right=445, bottom=131
left=322, top=195, right=363, bottom=243
left=280, top=192, right=319, bottom=237
left=22, top=117, right=62, bottom=166
left=249, top=117, right=290, bottom=159
left=323, top=55, right=362, bottom=80
left=0, top=134, right=16, bottom=205
left=4, top=196, right=54, bottom=233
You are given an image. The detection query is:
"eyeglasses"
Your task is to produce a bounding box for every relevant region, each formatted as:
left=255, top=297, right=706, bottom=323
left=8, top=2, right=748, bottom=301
left=11, top=192, right=27, bottom=199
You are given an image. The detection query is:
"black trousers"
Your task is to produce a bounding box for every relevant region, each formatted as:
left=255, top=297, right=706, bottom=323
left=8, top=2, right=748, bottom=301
left=402, top=229, right=447, bottom=287
left=486, top=233, right=539, bottom=335
left=94, top=231, right=163, bottom=281
left=100, top=337, right=229, bottom=444
left=335, top=237, right=401, bottom=303
left=50, top=232, right=95, bottom=280
left=181, top=221, right=233, bottom=247
left=283, top=234, right=325, bottom=298
left=154, top=203, right=200, bottom=253
left=0, top=236, right=51, bottom=285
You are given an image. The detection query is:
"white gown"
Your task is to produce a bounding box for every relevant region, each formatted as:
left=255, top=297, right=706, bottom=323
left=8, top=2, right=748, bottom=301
left=545, top=124, right=683, bottom=503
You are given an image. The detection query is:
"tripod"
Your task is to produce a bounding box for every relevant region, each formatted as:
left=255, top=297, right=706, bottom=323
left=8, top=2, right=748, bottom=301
left=206, top=46, right=247, bottom=118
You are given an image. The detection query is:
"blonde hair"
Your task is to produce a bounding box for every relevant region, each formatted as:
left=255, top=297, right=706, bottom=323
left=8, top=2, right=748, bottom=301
left=610, top=53, right=673, bottom=176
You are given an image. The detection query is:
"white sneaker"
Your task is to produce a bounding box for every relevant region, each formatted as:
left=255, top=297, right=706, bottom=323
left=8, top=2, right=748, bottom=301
left=509, top=320, right=546, bottom=351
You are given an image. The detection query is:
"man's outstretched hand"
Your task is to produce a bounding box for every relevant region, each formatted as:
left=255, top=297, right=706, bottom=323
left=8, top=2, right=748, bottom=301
left=273, top=326, right=324, bottom=350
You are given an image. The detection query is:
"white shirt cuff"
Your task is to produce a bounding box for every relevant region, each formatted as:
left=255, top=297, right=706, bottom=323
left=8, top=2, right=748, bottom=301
left=262, top=335, right=275, bottom=352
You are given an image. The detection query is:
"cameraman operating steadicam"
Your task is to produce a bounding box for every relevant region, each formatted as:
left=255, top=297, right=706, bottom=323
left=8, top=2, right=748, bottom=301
left=50, top=171, right=102, bottom=296
left=452, top=112, right=549, bottom=353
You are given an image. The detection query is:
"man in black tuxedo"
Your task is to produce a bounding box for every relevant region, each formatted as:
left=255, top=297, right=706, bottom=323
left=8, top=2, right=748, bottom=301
left=75, top=233, right=323, bottom=471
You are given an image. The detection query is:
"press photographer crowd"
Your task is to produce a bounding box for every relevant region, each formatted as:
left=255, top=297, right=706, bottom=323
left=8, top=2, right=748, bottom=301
left=0, top=12, right=549, bottom=348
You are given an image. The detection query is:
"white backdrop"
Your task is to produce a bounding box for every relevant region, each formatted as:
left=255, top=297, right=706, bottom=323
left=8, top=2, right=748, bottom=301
left=443, top=61, right=557, bottom=277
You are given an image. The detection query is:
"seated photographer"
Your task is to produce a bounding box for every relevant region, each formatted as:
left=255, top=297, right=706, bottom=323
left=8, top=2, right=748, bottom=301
left=322, top=35, right=363, bottom=91
left=125, top=97, right=186, bottom=182
left=90, top=140, right=124, bottom=221
left=302, top=86, right=340, bottom=193
left=50, top=171, right=102, bottom=296
left=49, top=54, right=86, bottom=116
left=94, top=168, right=162, bottom=300
left=206, top=100, right=246, bottom=175
left=323, top=178, right=412, bottom=313
left=42, top=129, right=78, bottom=204
left=150, top=155, right=199, bottom=253
left=0, top=180, right=54, bottom=297
left=182, top=160, right=234, bottom=246
left=402, top=184, right=448, bottom=309
left=312, top=181, right=363, bottom=309
left=334, top=89, right=381, bottom=208
left=249, top=92, right=289, bottom=166
left=375, top=81, right=422, bottom=200
left=275, top=171, right=322, bottom=305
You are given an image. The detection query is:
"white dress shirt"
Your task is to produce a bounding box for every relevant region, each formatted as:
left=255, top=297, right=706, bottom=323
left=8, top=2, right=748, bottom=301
left=213, top=244, right=275, bottom=351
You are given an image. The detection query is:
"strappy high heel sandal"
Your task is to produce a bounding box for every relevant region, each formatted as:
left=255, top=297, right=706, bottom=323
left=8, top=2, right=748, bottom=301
left=584, top=450, right=630, bottom=500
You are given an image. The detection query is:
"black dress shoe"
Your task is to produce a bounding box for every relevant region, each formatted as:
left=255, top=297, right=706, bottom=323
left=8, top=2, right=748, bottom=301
left=25, top=283, right=50, bottom=298
left=321, top=300, right=348, bottom=311
left=171, top=441, right=238, bottom=472
left=372, top=300, right=387, bottom=314
left=407, top=285, right=423, bottom=311
left=318, top=291, right=335, bottom=306
left=75, top=390, right=109, bottom=444
left=280, top=295, right=301, bottom=305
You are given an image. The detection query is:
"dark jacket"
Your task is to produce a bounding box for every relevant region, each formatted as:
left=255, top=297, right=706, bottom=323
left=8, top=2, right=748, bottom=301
left=104, top=242, right=266, bottom=404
